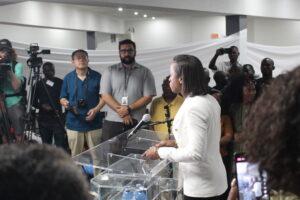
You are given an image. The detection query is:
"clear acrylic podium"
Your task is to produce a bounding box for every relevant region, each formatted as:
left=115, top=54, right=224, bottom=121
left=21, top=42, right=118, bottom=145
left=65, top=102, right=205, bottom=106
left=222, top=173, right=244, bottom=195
left=72, top=129, right=179, bottom=200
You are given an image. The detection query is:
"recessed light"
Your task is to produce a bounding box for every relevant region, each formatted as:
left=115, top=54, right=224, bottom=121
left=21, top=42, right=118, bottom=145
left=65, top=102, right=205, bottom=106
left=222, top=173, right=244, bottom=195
left=152, top=17, right=156, bottom=20
left=134, top=11, right=139, bottom=15
left=143, top=14, right=147, bottom=18
left=118, top=7, right=123, bottom=12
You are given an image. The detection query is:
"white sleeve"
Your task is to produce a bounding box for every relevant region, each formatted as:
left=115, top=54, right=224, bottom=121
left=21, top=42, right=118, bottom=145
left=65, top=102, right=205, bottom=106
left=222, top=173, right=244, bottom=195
left=157, top=105, right=208, bottom=163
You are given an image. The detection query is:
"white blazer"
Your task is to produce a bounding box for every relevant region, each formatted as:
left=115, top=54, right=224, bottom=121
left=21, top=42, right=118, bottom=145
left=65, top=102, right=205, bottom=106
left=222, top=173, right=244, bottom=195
left=158, top=95, right=227, bottom=198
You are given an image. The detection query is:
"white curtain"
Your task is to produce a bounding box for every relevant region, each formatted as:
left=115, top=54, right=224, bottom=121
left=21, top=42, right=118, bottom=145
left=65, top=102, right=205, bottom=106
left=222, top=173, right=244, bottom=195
left=12, top=31, right=300, bottom=95
left=246, top=42, right=300, bottom=77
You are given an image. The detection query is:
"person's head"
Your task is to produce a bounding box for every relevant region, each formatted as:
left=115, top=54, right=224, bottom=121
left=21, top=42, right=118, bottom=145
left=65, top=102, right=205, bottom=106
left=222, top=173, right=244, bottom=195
left=260, top=58, right=274, bottom=77
left=169, top=54, right=208, bottom=97
left=0, top=46, right=13, bottom=62
left=119, top=39, right=136, bottom=65
left=0, top=39, right=17, bottom=62
left=213, top=71, right=228, bottom=87
left=71, top=49, right=89, bottom=70
left=228, top=46, right=239, bottom=63
left=243, top=66, right=300, bottom=196
left=162, top=75, right=176, bottom=100
left=243, top=64, right=256, bottom=83
left=0, top=47, right=13, bottom=80
left=0, top=39, right=12, bottom=48
left=42, top=62, right=55, bottom=79
left=0, top=144, right=90, bottom=200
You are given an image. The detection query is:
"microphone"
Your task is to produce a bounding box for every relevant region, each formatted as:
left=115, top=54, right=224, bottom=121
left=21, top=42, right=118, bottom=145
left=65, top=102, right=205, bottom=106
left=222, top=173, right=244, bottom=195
left=127, top=114, right=151, bottom=139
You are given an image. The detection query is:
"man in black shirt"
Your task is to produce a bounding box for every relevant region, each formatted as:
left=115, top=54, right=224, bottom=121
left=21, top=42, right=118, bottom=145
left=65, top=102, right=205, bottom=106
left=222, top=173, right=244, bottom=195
left=33, top=62, right=67, bottom=150
left=255, top=58, right=275, bottom=98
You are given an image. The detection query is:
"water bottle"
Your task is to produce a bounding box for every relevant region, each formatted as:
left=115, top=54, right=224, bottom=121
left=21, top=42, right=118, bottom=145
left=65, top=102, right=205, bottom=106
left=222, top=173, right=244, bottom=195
left=134, top=184, right=148, bottom=200
left=122, top=186, right=134, bottom=200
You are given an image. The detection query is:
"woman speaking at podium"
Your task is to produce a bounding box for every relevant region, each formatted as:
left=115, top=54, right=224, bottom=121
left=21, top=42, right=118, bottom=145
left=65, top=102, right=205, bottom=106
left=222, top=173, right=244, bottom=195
left=143, top=55, right=227, bottom=200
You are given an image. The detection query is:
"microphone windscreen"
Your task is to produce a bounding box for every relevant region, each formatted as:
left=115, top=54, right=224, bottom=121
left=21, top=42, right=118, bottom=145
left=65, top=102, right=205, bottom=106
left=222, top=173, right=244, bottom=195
left=142, top=114, right=151, bottom=122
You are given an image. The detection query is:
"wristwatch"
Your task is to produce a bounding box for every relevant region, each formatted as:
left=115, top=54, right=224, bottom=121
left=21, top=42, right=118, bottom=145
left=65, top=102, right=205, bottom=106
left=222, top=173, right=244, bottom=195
left=127, top=105, right=132, bottom=114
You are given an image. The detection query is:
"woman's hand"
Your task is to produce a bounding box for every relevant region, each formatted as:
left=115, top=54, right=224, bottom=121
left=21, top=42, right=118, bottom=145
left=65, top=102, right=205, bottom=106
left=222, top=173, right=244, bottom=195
left=142, top=146, right=160, bottom=160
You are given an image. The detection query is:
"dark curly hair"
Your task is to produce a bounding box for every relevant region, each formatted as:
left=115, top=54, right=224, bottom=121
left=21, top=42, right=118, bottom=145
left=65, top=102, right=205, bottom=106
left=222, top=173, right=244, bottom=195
left=0, top=144, right=90, bottom=200
left=243, top=66, right=300, bottom=196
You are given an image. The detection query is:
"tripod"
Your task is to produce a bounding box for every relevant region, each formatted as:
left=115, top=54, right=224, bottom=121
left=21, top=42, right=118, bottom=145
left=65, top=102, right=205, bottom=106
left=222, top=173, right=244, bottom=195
left=0, top=91, right=14, bottom=143
left=25, top=63, right=68, bottom=142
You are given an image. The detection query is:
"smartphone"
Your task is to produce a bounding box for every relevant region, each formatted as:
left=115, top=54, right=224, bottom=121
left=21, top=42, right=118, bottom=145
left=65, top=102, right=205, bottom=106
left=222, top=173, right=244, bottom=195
left=235, top=153, right=270, bottom=200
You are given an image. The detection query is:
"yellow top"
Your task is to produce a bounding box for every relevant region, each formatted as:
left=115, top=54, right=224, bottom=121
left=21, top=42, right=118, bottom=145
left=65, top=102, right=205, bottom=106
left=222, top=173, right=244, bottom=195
left=150, top=95, right=184, bottom=140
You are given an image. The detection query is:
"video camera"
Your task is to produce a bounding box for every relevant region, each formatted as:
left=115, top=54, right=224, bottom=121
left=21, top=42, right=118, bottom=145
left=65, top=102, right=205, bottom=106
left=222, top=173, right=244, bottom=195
left=220, top=47, right=232, bottom=54
left=27, top=43, right=50, bottom=68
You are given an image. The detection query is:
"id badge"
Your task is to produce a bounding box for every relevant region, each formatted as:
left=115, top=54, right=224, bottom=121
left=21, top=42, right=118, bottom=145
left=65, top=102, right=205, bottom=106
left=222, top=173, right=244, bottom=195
left=121, top=96, right=128, bottom=105
left=46, top=80, right=54, bottom=87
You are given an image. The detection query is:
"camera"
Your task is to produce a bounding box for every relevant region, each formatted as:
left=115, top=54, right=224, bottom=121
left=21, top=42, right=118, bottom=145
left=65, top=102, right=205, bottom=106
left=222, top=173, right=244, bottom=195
left=223, top=48, right=232, bottom=54
left=0, top=47, right=13, bottom=80
left=66, top=99, right=87, bottom=116
left=77, top=99, right=87, bottom=108
left=27, top=43, right=50, bottom=68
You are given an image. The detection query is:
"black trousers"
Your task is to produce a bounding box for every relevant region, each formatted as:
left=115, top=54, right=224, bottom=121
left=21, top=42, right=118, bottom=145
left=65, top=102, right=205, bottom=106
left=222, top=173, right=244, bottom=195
left=39, top=121, right=68, bottom=151
left=101, top=119, right=138, bottom=142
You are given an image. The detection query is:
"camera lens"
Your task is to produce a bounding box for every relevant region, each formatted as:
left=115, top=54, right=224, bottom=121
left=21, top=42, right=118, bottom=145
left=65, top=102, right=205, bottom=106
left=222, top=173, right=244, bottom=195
left=78, top=99, right=86, bottom=107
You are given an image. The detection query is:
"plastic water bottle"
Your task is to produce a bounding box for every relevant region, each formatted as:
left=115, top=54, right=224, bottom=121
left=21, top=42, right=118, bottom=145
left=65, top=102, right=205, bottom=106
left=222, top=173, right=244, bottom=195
left=122, top=187, right=134, bottom=200
left=134, top=184, right=148, bottom=200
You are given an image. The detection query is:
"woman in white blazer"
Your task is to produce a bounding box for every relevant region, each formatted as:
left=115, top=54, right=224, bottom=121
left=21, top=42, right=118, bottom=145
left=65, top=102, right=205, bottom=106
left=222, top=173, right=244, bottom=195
left=143, top=55, right=227, bottom=200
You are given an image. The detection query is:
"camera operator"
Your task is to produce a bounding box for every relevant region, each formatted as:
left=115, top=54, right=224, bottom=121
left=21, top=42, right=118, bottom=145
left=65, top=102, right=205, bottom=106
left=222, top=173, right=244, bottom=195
left=209, top=46, right=242, bottom=77
left=60, top=49, right=105, bottom=156
left=33, top=62, right=68, bottom=150
left=0, top=39, right=25, bottom=143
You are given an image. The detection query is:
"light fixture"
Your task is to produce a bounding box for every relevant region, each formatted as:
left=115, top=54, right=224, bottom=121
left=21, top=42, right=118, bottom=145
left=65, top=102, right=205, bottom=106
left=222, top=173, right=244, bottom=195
left=152, top=17, right=156, bottom=20
left=134, top=11, right=139, bottom=15
left=143, top=14, right=147, bottom=18
left=118, top=7, right=123, bottom=12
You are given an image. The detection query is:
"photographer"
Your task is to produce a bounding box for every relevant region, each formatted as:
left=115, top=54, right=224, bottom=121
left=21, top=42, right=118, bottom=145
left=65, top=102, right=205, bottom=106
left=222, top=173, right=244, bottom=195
left=60, top=49, right=105, bottom=156
left=209, top=46, right=242, bottom=77
left=33, top=62, right=67, bottom=150
left=0, top=39, right=25, bottom=143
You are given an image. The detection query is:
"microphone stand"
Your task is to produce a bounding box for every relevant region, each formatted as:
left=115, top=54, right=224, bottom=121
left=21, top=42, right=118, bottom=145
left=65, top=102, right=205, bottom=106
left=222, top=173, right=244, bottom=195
left=163, top=104, right=174, bottom=179
left=163, top=105, right=172, bottom=138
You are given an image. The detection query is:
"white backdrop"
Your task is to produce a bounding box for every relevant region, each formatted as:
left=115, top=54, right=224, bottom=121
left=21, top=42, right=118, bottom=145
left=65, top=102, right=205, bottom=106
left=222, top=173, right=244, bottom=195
left=12, top=31, right=300, bottom=96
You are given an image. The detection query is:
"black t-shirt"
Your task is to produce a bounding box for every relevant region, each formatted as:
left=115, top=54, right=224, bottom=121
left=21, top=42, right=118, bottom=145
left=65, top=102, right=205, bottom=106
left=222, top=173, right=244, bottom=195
left=255, top=78, right=273, bottom=98
left=33, top=77, right=63, bottom=123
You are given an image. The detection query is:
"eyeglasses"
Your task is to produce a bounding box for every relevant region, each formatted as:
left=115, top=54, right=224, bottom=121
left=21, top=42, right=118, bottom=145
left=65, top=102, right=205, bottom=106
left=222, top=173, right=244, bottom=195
left=119, top=49, right=135, bottom=54
left=73, top=55, right=88, bottom=60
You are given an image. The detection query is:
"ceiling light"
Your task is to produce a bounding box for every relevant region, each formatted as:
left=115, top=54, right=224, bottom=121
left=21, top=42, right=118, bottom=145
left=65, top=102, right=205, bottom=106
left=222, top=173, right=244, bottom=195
left=134, top=11, right=139, bottom=15
left=118, top=7, right=123, bottom=12
left=152, top=17, right=156, bottom=20
left=143, top=14, right=147, bottom=18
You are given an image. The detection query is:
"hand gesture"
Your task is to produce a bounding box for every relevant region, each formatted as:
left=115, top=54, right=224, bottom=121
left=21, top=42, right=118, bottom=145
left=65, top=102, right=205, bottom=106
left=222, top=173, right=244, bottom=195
left=142, top=146, right=160, bottom=160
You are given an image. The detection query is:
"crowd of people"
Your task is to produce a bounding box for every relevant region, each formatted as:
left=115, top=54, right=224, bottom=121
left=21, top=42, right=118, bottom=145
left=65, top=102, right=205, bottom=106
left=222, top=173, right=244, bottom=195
left=0, top=38, right=299, bottom=200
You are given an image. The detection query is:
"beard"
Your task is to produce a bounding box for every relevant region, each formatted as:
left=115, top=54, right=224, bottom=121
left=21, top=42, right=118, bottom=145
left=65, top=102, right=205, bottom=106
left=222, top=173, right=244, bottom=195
left=121, top=56, right=135, bottom=65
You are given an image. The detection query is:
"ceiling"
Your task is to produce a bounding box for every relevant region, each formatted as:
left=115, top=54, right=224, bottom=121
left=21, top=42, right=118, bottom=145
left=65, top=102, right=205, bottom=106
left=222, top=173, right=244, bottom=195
left=2, top=0, right=299, bottom=20
left=0, top=0, right=224, bottom=21
left=0, top=0, right=25, bottom=6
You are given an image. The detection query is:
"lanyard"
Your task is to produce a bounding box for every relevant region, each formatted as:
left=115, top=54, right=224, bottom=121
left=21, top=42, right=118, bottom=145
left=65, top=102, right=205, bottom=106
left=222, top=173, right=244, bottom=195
left=123, top=66, right=131, bottom=96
